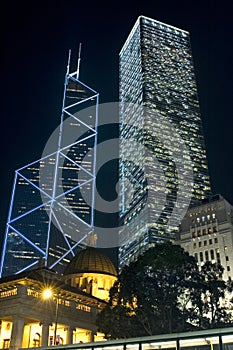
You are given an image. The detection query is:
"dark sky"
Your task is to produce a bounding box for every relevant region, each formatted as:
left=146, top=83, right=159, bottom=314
left=1, top=0, right=233, bottom=252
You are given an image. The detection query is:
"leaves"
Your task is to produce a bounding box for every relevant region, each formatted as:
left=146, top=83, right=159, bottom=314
left=96, top=242, right=233, bottom=339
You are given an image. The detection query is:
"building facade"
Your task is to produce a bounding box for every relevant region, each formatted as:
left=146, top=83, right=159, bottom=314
left=0, top=55, right=99, bottom=277
left=0, top=248, right=117, bottom=350
left=119, top=16, right=211, bottom=268
left=176, top=194, right=233, bottom=281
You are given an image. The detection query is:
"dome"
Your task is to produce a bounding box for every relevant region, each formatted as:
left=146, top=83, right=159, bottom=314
left=64, top=247, right=117, bottom=277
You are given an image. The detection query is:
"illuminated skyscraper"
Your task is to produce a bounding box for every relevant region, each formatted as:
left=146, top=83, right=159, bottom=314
left=0, top=52, right=99, bottom=277
left=119, top=16, right=211, bottom=267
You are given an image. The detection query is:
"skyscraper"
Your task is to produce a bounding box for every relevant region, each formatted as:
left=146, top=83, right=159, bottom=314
left=119, top=16, right=211, bottom=267
left=0, top=53, right=99, bottom=277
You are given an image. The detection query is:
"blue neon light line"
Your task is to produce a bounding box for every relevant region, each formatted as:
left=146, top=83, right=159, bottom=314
left=9, top=199, right=52, bottom=224
left=64, top=93, right=98, bottom=112
left=123, top=165, right=144, bottom=188
left=59, top=132, right=97, bottom=155
left=59, top=151, right=95, bottom=178
left=55, top=178, right=93, bottom=201
left=63, top=110, right=97, bottom=133
left=15, top=260, right=40, bottom=274
left=90, top=93, right=99, bottom=228
left=16, top=171, right=53, bottom=200
left=56, top=201, right=92, bottom=228
left=0, top=171, right=18, bottom=276
left=49, top=229, right=93, bottom=269
left=51, top=209, right=75, bottom=256
left=8, top=224, right=46, bottom=255
left=68, top=74, right=98, bottom=94
left=16, top=151, right=57, bottom=173
left=45, top=50, right=71, bottom=265
left=121, top=162, right=125, bottom=213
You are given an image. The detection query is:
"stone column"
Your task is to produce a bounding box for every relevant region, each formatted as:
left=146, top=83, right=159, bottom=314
left=89, top=330, right=95, bottom=343
left=9, top=316, right=25, bottom=350
left=65, top=326, right=74, bottom=345
left=41, top=321, right=50, bottom=347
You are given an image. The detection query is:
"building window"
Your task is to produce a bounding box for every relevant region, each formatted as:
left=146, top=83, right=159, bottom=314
left=209, top=239, right=212, bottom=244
left=205, top=251, right=209, bottom=261
left=204, top=240, right=207, bottom=246
left=213, top=226, right=217, bottom=233
left=199, top=242, right=202, bottom=247
left=202, top=229, right=207, bottom=235
left=194, top=253, right=198, bottom=261
left=216, top=250, right=221, bottom=264
left=214, top=237, right=218, bottom=244
left=227, top=266, right=231, bottom=271
left=193, top=243, right=197, bottom=249
left=226, top=256, right=229, bottom=262
left=208, top=228, right=212, bottom=234
left=200, top=252, right=203, bottom=262
left=210, top=249, right=214, bottom=260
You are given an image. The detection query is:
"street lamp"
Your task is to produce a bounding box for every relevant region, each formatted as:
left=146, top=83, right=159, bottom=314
left=42, top=288, right=59, bottom=346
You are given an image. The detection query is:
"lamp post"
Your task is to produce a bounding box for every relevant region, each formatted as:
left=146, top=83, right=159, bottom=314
left=42, top=288, right=59, bottom=346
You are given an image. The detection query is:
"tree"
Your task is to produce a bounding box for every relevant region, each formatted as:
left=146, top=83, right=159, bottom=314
left=97, top=243, right=233, bottom=339
left=197, top=262, right=233, bottom=328
left=97, top=243, right=197, bottom=338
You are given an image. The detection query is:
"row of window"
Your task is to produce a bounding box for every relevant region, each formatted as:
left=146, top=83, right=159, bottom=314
left=192, top=226, right=217, bottom=237
left=194, top=249, right=220, bottom=263
left=193, top=237, right=218, bottom=248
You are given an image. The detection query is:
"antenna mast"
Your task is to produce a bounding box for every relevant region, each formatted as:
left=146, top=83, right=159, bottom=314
left=76, top=43, right=82, bottom=79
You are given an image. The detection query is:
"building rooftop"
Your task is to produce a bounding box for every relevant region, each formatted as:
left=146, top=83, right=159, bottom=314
left=64, top=247, right=117, bottom=277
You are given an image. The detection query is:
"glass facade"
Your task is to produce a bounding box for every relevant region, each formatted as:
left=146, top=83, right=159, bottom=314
left=119, top=16, right=211, bottom=268
left=0, top=62, right=99, bottom=277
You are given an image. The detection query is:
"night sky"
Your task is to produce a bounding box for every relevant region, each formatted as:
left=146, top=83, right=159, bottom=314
left=1, top=1, right=233, bottom=255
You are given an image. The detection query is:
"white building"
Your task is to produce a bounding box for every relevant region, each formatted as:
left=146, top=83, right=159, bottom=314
left=176, top=194, right=233, bottom=281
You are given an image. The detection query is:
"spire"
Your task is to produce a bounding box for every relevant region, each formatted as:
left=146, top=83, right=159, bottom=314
left=76, top=43, right=82, bottom=79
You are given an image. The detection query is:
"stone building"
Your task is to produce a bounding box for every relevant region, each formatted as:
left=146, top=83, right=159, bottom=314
left=0, top=248, right=117, bottom=350
left=176, top=194, right=233, bottom=281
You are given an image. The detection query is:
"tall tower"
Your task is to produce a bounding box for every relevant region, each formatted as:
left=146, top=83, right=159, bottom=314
left=0, top=52, right=99, bottom=277
left=119, top=16, right=211, bottom=268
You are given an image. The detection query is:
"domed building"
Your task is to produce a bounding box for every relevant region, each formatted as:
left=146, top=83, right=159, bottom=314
left=62, top=247, right=117, bottom=301
left=0, top=248, right=118, bottom=349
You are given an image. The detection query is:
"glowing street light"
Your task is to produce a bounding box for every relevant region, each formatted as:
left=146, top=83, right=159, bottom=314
left=42, top=288, right=59, bottom=346
left=42, top=288, right=53, bottom=299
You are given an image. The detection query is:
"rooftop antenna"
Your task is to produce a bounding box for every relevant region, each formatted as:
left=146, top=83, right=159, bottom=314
left=76, top=43, right=82, bottom=79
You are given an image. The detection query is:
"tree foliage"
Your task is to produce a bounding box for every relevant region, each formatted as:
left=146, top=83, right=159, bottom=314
left=97, top=242, right=233, bottom=339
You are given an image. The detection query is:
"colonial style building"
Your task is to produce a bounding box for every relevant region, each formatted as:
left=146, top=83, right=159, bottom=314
left=0, top=248, right=117, bottom=350
left=176, top=194, right=233, bottom=281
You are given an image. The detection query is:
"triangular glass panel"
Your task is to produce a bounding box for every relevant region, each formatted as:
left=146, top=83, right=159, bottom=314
left=51, top=201, right=92, bottom=243
left=60, top=112, right=96, bottom=151
left=64, top=95, right=98, bottom=131
left=17, top=156, right=56, bottom=198
left=10, top=174, right=50, bottom=221
left=55, top=152, right=94, bottom=198
left=47, top=221, right=75, bottom=271
left=10, top=203, right=50, bottom=252
left=3, top=228, right=45, bottom=276
left=37, top=154, right=57, bottom=198
left=65, top=77, right=97, bottom=108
